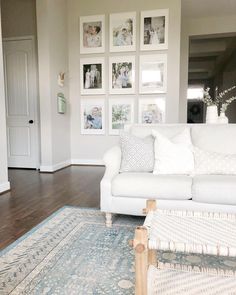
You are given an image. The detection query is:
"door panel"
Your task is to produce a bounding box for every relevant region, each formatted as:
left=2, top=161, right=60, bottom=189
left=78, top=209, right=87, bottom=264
left=5, top=51, right=29, bottom=116
left=8, top=127, right=30, bottom=156
left=3, top=39, right=38, bottom=168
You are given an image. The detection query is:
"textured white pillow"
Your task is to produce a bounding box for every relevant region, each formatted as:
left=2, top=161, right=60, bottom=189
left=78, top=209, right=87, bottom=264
left=120, top=132, right=154, bottom=172
left=194, top=147, right=236, bottom=175
left=152, top=128, right=194, bottom=175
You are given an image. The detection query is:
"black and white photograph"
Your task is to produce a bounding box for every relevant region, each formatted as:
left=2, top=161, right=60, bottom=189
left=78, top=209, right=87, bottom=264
left=109, top=12, right=136, bottom=52
left=140, top=9, right=168, bottom=51
left=109, top=98, right=134, bottom=135
left=80, top=58, right=105, bottom=95
left=80, top=15, right=105, bottom=54
left=83, top=64, right=102, bottom=89
left=80, top=98, right=105, bottom=135
left=139, top=98, right=165, bottom=124
left=109, top=56, right=135, bottom=94
left=139, top=54, right=167, bottom=94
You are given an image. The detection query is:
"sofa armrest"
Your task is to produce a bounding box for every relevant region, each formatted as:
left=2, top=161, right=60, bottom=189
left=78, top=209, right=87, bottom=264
left=103, top=145, right=121, bottom=180
left=100, top=145, right=121, bottom=213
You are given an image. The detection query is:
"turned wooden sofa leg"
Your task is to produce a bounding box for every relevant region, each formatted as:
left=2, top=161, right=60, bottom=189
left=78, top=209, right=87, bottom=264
left=134, top=226, right=148, bottom=295
left=105, top=212, right=112, bottom=227
left=143, top=200, right=157, bottom=215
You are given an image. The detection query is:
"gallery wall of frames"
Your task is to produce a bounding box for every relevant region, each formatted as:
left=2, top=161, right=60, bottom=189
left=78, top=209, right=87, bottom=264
left=79, top=9, right=168, bottom=135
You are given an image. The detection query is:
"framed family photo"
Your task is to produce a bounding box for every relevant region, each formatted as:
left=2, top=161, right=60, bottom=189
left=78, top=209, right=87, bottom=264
left=140, top=9, right=168, bottom=51
left=80, top=98, right=105, bottom=135
left=109, top=12, right=136, bottom=52
left=80, top=15, right=105, bottom=54
left=80, top=57, right=105, bottom=95
left=139, top=54, right=167, bottom=94
left=138, top=97, right=165, bottom=124
left=109, top=56, right=135, bottom=94
left=109, top=98, right=134, bottom=135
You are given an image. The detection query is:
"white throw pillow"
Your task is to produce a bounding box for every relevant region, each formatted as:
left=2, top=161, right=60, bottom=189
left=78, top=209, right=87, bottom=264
left=152, top=128, right=194, bottom=175
left=120, top=132, right=154, bottom=172
left=194, top=147, right=236, bottom=175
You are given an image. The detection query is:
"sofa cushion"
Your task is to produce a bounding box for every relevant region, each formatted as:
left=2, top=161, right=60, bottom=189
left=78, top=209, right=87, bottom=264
left=112, top=173, right=192, bottom=200
left=120, top=132, right=154, bottom=172
left=194, top=147, right=236, bottom=175
left=152, top=128, right=194, bottom=175
left=192, top=175, right=236, bottom=205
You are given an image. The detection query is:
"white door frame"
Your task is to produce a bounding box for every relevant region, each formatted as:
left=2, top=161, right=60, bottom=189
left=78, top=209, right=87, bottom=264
left=3, top=35, right=40, bottom=169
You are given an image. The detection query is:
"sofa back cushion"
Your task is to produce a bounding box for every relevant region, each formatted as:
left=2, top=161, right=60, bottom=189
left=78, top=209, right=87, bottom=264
left=152, top=128, right=194, bottom=175
left=120, top=132, right=154, bottom=172
left=125, top=124, right=236, bottom=154
left=194, top=147, right=236, bottom=175
left=191, top=125, right=236, bottom=154
left=125, top=124, right=189, bottom=139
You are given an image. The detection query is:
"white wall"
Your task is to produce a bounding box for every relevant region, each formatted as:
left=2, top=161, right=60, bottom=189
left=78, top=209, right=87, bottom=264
left=0, top=0, right=37, bottom=38
left=0, top=8, right=10, bottom=192
left=68, top=0, right=182, bottom=164
left=179, top=14, right=236, bottom=122
left=36, top=0, right=71, bottom=171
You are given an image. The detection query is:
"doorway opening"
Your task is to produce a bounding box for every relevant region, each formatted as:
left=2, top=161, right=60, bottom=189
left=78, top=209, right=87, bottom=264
left=187, top=33, right=236, bottom=123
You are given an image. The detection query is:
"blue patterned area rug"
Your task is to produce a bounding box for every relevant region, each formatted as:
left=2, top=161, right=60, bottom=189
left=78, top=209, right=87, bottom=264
left=0, top=207, right=142, bottom=295
left=1, top=207, right=236, bottom=295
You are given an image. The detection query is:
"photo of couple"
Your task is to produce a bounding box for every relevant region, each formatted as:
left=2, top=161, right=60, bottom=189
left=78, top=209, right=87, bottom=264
left=83, top=22, right=102, bottom=48
left=112, top=62, right=132, bottom=89
left=112, top=18, right=134, bottom=47
left=143, top=16, right=165, bottom=45
left=83, top=64, right=102, bottom=89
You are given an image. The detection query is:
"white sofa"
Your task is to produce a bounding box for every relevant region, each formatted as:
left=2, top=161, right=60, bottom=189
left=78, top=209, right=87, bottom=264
left=100, top=124, right=236, bottom=226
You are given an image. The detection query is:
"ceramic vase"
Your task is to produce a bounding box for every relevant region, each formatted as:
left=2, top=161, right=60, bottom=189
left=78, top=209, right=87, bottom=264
left=218, top=112, right=229, bottom=124
left=206, top=105, right=218, bottom=124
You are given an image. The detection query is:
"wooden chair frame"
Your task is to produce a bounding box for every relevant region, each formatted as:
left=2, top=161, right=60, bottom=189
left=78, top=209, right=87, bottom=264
left=129, top=200, right=157, bottom=295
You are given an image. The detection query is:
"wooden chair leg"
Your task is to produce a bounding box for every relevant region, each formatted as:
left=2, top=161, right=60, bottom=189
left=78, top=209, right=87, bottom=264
left=148, top=249, right=157, bottom=267
left=146, top=200, right=157, bottom=267
left=134, top=226, right=148, bottom=295
left=105, top=212, right=112, bottom=227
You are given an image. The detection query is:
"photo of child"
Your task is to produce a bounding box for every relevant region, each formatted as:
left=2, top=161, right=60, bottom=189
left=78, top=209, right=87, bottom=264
left=112, top=104, right=131, bottom=130
left=141, top=104, right=164, bottom=123
left=84, top=106, right=103, bottom=130
left=139, top=98, right=165, bottom=124
left=83, top=22, right=102, bottom=48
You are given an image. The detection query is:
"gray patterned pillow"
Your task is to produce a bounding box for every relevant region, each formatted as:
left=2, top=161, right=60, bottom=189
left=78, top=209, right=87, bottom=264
left=120, top=132, right=154, bottom=172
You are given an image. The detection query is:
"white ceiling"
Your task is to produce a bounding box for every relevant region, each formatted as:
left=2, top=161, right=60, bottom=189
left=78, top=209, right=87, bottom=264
left=182, top=0, right=236, bottom=18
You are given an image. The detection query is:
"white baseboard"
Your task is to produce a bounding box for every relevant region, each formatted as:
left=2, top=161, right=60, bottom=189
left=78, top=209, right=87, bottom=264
left=40, top=160, right=71, bottom=172
left=0, top=181, right=10, bottom=193
left=71, top=159, right=104, bottom=166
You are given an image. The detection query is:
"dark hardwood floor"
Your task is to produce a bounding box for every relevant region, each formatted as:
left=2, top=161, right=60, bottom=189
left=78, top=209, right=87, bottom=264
left=0, top=165, right=105, bottom=250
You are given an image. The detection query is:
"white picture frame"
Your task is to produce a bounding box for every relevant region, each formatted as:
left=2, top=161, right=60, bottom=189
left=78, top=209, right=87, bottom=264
left=109, top=97, right=135, bottom=135
left=109, top=56, right=135, bottom=94
left=80, top=14, right=105, bottom=54
left=80, top=57, right=105, bottom=95
left=109, top=12, right=136, bottom=52
left=138, top=97, right=166, bottom=124
left=140, top=9, right=168, bottom=51
left=80, top=98, right=105, bottom=135
left=139, top=54, right=167, bottom=94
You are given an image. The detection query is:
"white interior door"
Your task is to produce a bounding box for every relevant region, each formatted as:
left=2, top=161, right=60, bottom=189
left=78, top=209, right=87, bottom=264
left=3, top=38, right=39, bottom=168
